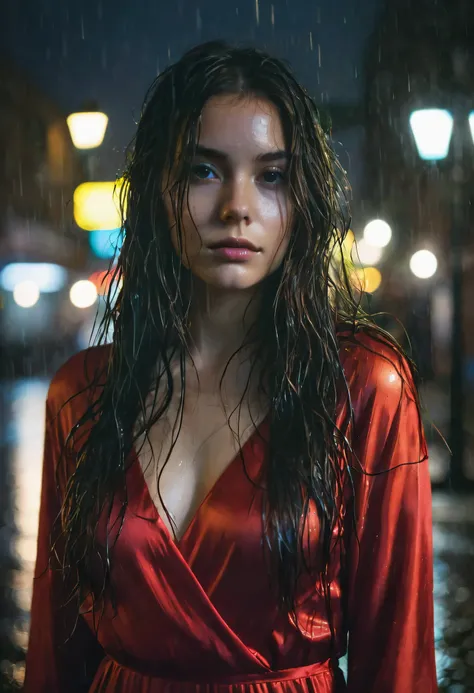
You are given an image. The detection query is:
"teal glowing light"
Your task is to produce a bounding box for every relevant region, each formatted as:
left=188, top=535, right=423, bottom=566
left=89, top=228, right=123, bottom=259
left=409, top=109, right=454, bottom=161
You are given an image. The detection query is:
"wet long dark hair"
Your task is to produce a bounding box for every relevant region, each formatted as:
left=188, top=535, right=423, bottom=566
left=58, top=41, right=397, bottom=637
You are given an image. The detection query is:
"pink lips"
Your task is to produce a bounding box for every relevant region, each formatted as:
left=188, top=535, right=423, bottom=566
left=211, top=247, right=256, bottom=260
left=208, top=237, right=260, bottom=262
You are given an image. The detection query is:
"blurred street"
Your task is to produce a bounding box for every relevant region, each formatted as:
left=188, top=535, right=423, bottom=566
left=0, top=378, right=473, bottom=691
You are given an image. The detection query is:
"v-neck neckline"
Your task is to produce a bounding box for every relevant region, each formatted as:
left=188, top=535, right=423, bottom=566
left=131, top=414, right=270, bottom=550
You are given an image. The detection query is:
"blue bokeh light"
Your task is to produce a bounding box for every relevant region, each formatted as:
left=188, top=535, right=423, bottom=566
left=0, top=263, right=67, bottom=292
left=89, top=228, right=124, bottom=259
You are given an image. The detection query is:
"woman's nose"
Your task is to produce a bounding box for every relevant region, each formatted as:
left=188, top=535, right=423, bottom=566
left=219, top=178, right=252, bottom=225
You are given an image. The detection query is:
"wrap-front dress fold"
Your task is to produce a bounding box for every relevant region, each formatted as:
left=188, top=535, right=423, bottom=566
left=24, top=330, right=438, bottom=692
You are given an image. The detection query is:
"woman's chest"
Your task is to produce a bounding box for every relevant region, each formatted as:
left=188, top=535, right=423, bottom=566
left=136, top=399, right=266, bottom=543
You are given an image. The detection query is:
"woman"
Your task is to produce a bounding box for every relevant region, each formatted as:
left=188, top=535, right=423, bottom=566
left=25, top=42, right=437, bottom=692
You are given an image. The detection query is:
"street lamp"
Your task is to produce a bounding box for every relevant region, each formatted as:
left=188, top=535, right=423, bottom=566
left=67, top=102, right=109, bottom=180
left=409, top=107, right=474, bottom=488
left=409, top=109, right=454, bottom=161
left=67, top=110, right=108, bottom=150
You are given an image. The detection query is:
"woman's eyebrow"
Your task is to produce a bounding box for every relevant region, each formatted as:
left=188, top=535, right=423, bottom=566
left=194, top=145, right=288, bottom=162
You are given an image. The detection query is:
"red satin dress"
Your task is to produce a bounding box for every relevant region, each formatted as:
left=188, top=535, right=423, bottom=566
left=24, top=331, right=438, bottom=692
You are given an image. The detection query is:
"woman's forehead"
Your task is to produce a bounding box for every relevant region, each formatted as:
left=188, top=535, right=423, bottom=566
left=197, top=94, right=286, bottom=156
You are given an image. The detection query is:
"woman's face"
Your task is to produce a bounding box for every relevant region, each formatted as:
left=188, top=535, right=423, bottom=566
left=169, top=94, right=292, bottom=291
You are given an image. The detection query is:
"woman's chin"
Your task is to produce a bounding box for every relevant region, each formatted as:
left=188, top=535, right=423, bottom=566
left=194, top=266, right=266, bottom=292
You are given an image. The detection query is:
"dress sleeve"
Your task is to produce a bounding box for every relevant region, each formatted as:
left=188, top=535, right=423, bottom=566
left=24, top=397, right=104, bottom=693
left=344, top=345, right=437, bottom=692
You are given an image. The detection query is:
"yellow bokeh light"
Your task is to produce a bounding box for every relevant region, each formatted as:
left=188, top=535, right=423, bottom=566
left=353, top=266, right=382, bottom=294
left=74, top=180, right=126, bottom=231
left=332, top=229, right=355, bottom=264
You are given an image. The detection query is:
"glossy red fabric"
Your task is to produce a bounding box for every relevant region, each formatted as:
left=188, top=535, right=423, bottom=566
left=24, top=330, right=437, bottom=692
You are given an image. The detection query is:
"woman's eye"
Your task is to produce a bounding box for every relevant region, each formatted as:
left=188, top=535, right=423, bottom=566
left=191, top=164, right=217, bottom=181
left=261, top=169, right=285, bottom=184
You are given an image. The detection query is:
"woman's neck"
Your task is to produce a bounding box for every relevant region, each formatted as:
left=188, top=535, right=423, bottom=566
left=187, top=284, right=260, bottom=374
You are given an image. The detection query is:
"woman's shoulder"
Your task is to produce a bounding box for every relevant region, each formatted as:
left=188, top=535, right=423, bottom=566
left=46, top=343, right=111, bottom=420
left=336, top=325, right=427, bottom=474
left=337, top=323, right=418, bottom=411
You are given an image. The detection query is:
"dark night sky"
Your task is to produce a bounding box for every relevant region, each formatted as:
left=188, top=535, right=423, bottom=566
left=3, top=0, right=383, bottom=180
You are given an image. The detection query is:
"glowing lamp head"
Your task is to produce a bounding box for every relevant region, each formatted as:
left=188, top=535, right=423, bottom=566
left=409, top=109, right=454, bottom=161
left=67, top=111, right=109, bottom=149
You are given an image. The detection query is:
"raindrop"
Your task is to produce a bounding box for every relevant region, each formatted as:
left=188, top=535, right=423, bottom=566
left=318, top=44, right=322, bottom=68
left=18, top=162, right=23, bottom=197
left=255, top=0, right=260, bottom=26
left=196, top=8, right=202, bottom=32
left=271, top=4, right=275, bottom=26
left=309, top=32, right=313, bottom=51
left=81, top=14, right=85, bottom=40
left=316, top=7, right=321, bottom=24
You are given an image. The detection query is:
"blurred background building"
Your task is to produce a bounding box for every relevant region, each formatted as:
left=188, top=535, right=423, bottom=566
left=0, top=57, right=90, bottom=377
